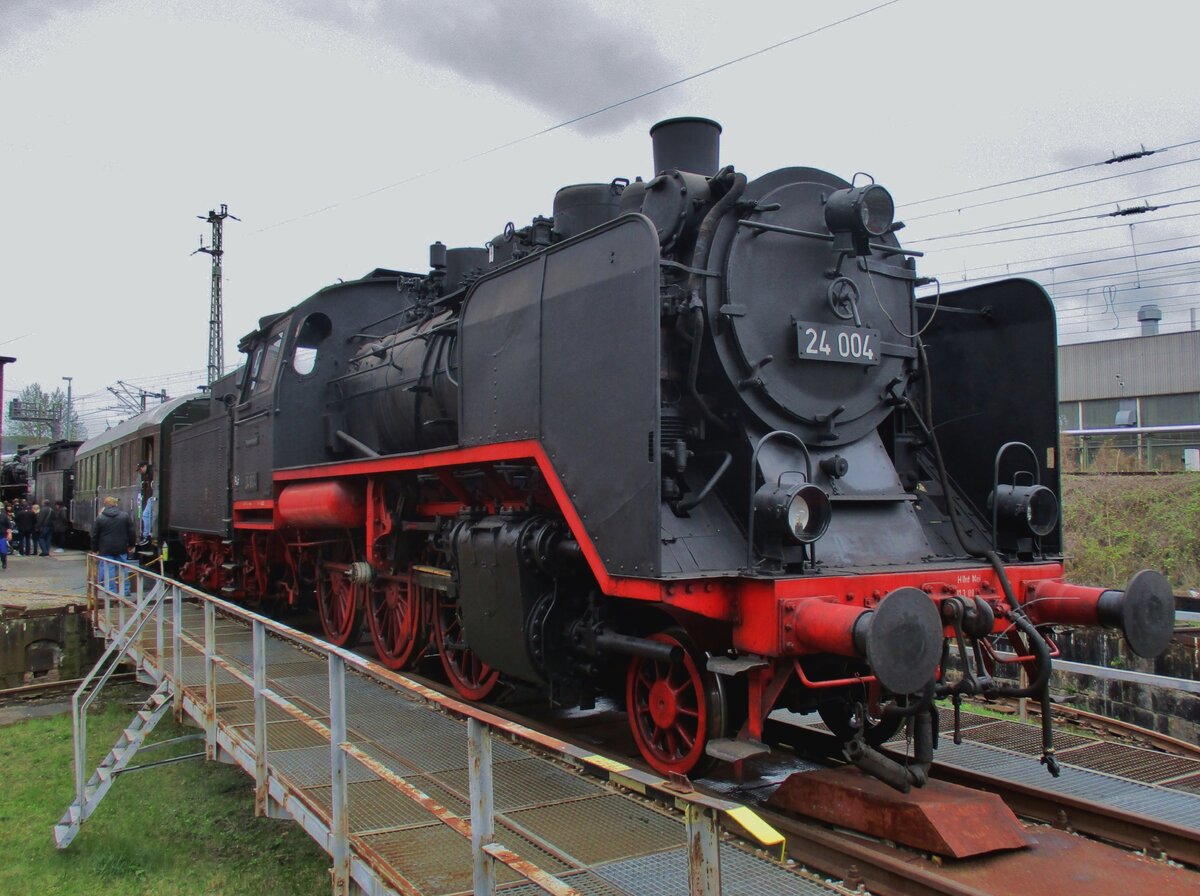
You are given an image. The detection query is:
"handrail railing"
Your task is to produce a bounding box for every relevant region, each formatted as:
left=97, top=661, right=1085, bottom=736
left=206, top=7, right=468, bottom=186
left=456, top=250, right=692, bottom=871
left=75, top=556, right=790, bottom=896
left=72, top=555, right=168, bottom=823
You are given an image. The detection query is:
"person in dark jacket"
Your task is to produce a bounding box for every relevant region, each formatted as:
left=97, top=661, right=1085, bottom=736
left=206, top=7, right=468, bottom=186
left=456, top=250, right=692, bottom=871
left=14, top=502, right=35, bottom=556
left=51, top=501, right=70, bottom=550
left=34, top=502, right=52, bottom=556
left=91, top=496, right=136, bottom=594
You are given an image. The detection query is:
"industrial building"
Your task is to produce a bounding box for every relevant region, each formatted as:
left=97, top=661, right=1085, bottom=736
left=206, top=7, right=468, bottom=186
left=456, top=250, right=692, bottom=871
left=1058, top=308, right=1200, bottom=471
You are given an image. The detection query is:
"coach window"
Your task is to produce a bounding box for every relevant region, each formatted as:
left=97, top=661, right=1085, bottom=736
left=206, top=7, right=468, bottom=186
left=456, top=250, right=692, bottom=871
left=292, top=312, right=331, bottom=376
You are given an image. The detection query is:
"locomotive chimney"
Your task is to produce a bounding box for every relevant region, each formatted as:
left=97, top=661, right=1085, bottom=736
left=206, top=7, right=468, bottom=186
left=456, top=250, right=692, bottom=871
left=650, top=117, right=722, bottom=176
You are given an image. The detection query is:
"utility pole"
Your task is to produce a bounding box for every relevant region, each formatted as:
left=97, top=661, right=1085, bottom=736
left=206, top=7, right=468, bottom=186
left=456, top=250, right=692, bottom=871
left=0, top=356, right=15, bottom=455
left=193, top=204, right=239, bottom=387
left=62, top=375, right=73, bottom=440
left=106, top=381, right=168, bottom=416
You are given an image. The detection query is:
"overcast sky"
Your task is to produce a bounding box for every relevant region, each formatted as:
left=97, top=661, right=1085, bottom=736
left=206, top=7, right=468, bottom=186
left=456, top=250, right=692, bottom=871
left=3, top=0, right=1198, bottom=434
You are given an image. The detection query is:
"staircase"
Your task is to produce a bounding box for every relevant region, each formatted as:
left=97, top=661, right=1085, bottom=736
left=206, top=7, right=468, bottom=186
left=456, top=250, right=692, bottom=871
left=54, top=679, right=173, bottom=848
left=54, top=574, right=175, bottom=849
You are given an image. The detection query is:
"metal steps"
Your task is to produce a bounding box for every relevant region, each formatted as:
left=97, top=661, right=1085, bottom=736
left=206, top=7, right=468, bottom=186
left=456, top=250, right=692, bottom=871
left=54, top=678, right=174, bottom=848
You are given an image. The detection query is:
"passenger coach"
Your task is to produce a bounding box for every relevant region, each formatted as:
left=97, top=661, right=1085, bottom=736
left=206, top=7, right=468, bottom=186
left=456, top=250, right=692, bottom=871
left=72, top=396, right=211, bottom=549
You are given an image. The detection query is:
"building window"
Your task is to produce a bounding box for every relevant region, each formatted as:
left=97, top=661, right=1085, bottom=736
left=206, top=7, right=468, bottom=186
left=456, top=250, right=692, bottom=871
left=1141, top=393, right=1200, bottom=427
left=1080, top=398, right=1122, bottom=429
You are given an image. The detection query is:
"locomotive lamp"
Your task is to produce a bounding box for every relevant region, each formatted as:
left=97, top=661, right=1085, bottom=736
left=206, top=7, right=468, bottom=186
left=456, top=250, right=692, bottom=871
left=754, top=480, right=832, bottom=544
left=989, top=482, right=1059, bottom=537
left=824, top=182, right=895, bottom=256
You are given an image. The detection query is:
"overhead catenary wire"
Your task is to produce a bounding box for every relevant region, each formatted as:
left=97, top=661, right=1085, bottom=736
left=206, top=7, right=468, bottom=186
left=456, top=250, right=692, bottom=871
left=900, top=137, right=1200, bottom=209
left=910, top=182, right=1200, bottom=240
left=1054, top=298, right=1200, bottom=326
left=930, top=229, right=1200, bottom=280
left=905, top=210, right=1200, bottom=253
left=1056, top=299, right=1200, bottom=333
left=1051, top=277, right=1200, bottom=309
left=1051, top=272, right=1200, bottom=301
left=920, top=243, right=1200, bottom=288
left=901, top=155, right=1200, bottom=224
left=918, top=257, right=1200, bottom=293
left=909, top=193, right=1200, bottom=244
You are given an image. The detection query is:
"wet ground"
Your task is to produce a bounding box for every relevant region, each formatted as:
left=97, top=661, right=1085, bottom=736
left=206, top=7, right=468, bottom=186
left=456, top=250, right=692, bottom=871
left=0, top=549, right=88, bottom=611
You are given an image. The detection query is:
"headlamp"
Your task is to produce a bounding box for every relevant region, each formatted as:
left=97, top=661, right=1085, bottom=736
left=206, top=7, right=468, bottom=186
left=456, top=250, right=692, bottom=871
left=989, top=484, right=1059, bottom=538
left=755, top=481, right=832, bottom=544
left=824, top=183, right=895, bottom=255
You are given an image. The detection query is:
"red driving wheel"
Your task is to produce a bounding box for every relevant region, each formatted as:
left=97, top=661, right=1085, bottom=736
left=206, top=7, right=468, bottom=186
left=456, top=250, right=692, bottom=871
left=366, top=571, right=425, bottom=670
left=626, top=629, right=723, bottom=776
left=434, top=593, right=499, bottom=701
left=316, top=562, right=363, bottom=649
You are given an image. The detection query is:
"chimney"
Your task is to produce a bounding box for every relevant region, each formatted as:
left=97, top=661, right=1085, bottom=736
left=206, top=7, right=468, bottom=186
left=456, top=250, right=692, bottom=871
left=1137, top=304, right=1162, bottom=336
left=649, top=117, right=722, bottom=176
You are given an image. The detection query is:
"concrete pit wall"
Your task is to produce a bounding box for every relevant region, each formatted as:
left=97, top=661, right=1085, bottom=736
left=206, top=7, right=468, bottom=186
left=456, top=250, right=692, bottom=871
left=0, top=604, right=99, bottom=689
left=1048, top=629, right=1200, bottom=745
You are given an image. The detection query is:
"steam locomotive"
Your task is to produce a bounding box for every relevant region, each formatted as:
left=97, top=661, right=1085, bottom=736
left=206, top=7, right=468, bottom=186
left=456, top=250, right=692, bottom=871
left=164, top=118, right=1175, bottom=787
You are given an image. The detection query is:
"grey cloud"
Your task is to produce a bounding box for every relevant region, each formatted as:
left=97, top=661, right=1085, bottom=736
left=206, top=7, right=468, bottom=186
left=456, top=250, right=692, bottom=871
left=0, top=0, right=104, bottom=51
left=292, top=1, right=681, bottom=133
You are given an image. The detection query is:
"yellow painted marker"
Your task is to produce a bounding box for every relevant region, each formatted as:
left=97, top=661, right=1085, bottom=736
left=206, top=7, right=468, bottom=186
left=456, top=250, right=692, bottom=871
left=726, top=805, right=786, bottom=861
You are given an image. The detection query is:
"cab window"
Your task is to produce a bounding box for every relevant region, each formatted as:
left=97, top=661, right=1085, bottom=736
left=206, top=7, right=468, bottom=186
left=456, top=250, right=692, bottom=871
left=242, top=326, right=286, bottom=399
left=292, top=313, right=331, bottom=376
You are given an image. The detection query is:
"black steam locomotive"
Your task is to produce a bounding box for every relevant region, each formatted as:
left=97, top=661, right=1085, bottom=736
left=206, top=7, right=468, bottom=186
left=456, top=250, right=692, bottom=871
left=166, top=118, right=1174, bottom=786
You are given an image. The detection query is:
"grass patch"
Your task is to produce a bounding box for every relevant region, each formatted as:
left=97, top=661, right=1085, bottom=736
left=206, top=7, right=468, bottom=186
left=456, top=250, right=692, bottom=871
left=0, top=687, right=329, bottom=895
left=1063, top=473, right=1200, bottom=592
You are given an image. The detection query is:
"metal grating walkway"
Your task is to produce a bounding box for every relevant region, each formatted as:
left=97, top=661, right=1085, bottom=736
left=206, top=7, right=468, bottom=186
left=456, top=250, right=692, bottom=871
left=882, top=712, right=1200, bottom=830
left=77, top=561, right=828, bottom=896
left=767, top=703, right=1200, bottom=832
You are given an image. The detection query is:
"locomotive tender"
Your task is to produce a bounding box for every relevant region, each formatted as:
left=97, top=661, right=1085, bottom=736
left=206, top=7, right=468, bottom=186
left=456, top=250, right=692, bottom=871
left=169, top=118, right=1175, bottom=787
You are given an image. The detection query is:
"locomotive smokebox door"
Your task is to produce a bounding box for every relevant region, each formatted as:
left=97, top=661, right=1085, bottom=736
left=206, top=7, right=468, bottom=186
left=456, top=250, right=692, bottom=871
left=705, top=168, right=918, bottom=447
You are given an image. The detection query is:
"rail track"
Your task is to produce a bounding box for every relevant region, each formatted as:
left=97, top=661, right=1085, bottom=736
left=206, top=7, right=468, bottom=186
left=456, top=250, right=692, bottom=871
left=459, top=672, right=1200, bottom=894
left=0, top=672, right=136, bottom=700
left=922, top=754, right=1200, bottom=867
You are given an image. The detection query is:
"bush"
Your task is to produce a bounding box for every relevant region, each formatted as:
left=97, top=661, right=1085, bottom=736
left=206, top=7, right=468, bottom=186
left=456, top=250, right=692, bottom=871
left=1062, top=473, right=1200, bottom=592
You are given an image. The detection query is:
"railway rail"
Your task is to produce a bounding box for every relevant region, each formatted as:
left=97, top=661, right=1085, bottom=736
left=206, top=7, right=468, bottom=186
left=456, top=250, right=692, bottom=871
left=0, top=672, right=135, bottom=700
left=485, top=684, right=1200, bottom=891
left=1020, top=700, right=1200, bottom=760
left=924, top=757, right=1200, bottom=867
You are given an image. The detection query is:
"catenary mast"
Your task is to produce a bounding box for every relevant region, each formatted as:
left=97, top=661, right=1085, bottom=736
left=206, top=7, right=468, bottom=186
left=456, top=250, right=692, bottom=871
left=194, top=204, right=239, bottom=386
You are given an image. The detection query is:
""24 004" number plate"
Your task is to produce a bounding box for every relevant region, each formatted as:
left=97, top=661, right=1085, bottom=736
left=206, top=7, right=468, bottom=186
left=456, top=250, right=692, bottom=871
left=794, top=321, right=881, bottom=366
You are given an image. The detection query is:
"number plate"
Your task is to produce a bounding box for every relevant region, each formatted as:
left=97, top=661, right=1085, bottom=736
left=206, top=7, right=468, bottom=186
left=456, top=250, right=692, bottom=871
left=795, top=321, right=881, bottom=365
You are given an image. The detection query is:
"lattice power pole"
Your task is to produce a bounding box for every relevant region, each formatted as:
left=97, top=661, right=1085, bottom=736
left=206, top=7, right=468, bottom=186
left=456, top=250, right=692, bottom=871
left=193, top=204, right=239, bottom=386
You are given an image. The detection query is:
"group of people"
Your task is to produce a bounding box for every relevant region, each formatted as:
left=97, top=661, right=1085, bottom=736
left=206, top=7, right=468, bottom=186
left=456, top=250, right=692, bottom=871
left=0, top=458, right=152, bottom=583
left=0, top=498, right=70, bottom=569
left=0, top=493, right=138, bottom=592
